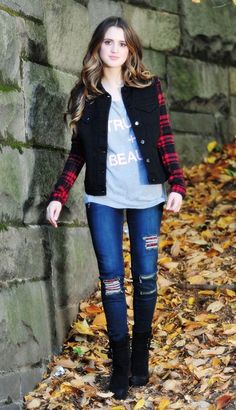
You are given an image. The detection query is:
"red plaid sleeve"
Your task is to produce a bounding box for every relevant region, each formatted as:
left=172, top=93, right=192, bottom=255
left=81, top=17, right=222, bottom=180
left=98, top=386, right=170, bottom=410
left=48, top=131, right=85, bottom=206
left=155, top=77, right=186, bottom=198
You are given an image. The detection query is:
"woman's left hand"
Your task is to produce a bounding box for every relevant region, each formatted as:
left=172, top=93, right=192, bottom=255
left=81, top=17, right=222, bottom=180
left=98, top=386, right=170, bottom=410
left=165, top=192, right=183, bottom=213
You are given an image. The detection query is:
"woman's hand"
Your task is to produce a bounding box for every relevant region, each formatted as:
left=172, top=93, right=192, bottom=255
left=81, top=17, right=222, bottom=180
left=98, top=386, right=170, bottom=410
left=46, top=200, right=62, bottom=228
left=165, top=192, right=183, bottom=213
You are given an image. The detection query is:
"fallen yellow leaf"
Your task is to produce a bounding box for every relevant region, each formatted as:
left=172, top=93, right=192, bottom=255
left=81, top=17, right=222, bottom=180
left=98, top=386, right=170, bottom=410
left=133, top=398, right=145, bottom=410
left=73, top=320, right=94, bottom=336
left=207, top=140, right=218, bottom=152
left=158, top=398, right=170, bottom=410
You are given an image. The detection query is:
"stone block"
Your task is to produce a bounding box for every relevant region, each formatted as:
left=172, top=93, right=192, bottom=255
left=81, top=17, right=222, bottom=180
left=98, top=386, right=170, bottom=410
left=50, top=226, right=98, bottom=309
left=42, top=0, right=90, bottom=74
left=174, top=133, right=217, bottom=167
left=228, top=116, right=236, bottom=139
left=0, top=404, right=21, bottom=410
left=214, top=112, right=231, bottom=144
left=88, top=0, right=122, bottom=33
left=54, top=304, right=81, bottom=349
left=17, top=18, right=47, bottom=64
left=181, top=0, right=236, bottom=40
left=142, top=50, right=166, bottom=78
left=171, top=111, right=215, bottom=135
left=122, top=3, right=180, bottom=51
left=148, top=0, right=178, bottom=13
left=0, top=226, right=51, bottom=283
left=23, top=61, right=77, bottom=150
left=0, top=90, right=25, bottom=141
left=0, top=11, right=21, bottom=88
left=0, top=281, right=52, bottom=372
left=0, top=146, right=87, bottom=224
left=121, top=0, right=178, bottom=13
left=20, top=366, right=46, bottom=396
left=0, top=0, right=43, bottom=20
left=167, top=56, right=229, bottom=112
left=230, top=67, right=236, bottom=96
left=230, top=97, right=236, bottom=116
left=180, top=0, right=236, bottom=64
left=0, top=373, right=20, bottom=403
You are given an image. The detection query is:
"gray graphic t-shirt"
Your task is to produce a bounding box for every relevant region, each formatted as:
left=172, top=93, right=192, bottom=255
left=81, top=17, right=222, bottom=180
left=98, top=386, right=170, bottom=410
left=84, top=98, right=167, bottom=208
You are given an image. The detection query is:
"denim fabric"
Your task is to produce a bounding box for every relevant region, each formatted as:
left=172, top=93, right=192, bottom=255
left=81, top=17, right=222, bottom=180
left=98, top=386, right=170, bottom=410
left=85, top=202, right=164, bottom=341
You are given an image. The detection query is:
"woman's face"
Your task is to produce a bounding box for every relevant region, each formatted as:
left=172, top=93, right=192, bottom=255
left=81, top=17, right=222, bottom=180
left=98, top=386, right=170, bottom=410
left=99, top=26, right=129, bottom=68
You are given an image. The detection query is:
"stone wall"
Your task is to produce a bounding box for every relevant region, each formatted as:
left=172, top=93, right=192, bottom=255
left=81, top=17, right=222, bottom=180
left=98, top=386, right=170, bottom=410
left=0, top=0, right=235, bottom=409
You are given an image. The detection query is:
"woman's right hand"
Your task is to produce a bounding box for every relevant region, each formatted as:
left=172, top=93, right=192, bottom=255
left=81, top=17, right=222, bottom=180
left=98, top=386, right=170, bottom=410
left=46, top=200, right=62, bottom=228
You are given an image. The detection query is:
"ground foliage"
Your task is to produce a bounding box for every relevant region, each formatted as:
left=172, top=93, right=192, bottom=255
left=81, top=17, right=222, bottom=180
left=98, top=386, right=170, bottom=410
left=24, top=140, right=236, bottom=410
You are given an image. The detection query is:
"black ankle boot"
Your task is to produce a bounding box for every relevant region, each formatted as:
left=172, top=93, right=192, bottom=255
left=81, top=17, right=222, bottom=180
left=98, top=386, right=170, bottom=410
left=108, top=334, right=130, bottom=400
left=129, top=329, right=152, bottom=387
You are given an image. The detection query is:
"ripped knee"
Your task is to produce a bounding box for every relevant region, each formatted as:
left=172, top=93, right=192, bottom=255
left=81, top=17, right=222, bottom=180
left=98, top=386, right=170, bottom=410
left=134, top=272, right=158, bottom=296
left=142, top=234, right=159, bottom=250
left=101, top=277, right=124, bottom=296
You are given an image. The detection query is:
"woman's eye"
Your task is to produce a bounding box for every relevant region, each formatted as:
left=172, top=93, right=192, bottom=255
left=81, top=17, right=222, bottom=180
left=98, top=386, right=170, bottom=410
left=104, top=40, right=127, bottom=47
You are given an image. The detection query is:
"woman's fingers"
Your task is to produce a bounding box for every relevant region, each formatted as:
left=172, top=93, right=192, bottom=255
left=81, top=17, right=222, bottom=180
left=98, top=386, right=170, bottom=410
left=46, top=201, right=62, bottom=228
left=165, top=192, right=183, bottom=213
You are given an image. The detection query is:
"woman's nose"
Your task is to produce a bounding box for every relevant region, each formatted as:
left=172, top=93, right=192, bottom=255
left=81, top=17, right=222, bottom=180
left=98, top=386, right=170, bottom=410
left=111, top=43, right=118, bottom=52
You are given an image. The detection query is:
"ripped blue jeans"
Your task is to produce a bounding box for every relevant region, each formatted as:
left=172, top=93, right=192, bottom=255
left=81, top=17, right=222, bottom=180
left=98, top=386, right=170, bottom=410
left=85, top=202, right=164, bottom=341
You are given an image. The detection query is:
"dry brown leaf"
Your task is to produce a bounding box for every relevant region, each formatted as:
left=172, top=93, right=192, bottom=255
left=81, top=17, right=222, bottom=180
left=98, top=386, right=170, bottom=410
left=171, top=241, right=181, bottom=257
left=26, top=399, right=41, bottom=409
left=222, top=324, right=236, bottom=335
left=55, top=358, right=77, bottom=369
left=162, top=379, right=181, bottom=392
left=92, top=312, right=107, bottom=327
left=216, top=393, right=233, bottom=409
left=187, top=275, right=207, bottom=285
left=207, top=300, right=224, bottom=312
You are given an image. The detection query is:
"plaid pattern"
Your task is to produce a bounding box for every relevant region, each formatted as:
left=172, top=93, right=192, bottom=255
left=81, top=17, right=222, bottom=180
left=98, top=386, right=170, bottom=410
left=48, top=77, right=186, bottom=206
left=155, top=77, right=186, bottom=198
left=48, top=133, right=85, bottom=205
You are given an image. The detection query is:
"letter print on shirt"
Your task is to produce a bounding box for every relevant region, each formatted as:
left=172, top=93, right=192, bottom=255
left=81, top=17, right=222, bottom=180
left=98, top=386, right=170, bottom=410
left=107, top=117, right=143, bottom=168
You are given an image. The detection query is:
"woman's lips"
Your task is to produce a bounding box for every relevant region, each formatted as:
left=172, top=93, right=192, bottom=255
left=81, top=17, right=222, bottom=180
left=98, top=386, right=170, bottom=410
left=109, top=56, right=119, bottom=60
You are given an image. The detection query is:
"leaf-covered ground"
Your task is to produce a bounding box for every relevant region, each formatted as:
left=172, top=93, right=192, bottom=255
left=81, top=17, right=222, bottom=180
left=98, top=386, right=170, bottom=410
left=24, top=141, right=236, bottom=410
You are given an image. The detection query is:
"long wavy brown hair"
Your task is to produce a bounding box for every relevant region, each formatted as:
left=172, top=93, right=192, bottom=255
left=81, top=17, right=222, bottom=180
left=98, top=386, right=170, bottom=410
left=64, top=16, right=156, bottom=132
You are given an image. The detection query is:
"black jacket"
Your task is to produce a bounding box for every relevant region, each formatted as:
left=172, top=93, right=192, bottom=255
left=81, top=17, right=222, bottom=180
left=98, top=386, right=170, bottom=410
left=48, top=76, right=186, bottom=206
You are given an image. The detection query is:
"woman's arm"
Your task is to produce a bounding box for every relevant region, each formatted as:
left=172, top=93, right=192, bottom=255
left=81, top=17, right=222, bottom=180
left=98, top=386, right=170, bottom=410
left=155, top=77, right=186, bottom=198
left=47, top=131, right=85, bottom=206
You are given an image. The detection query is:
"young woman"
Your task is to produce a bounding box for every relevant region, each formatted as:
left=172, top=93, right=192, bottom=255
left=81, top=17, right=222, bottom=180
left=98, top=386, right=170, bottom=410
left=46, top=16, right=186, bottom=400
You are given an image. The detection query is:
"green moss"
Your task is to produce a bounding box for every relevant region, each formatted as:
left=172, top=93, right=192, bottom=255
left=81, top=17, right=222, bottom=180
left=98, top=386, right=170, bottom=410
left=0, top=83, right=20, bottom=92
left=0, top=134, right=27, bottom=154
left=0, top=4, right=43, bottom=24
left=170, top=58, right=198, bottom=101
left=0, top=4, right=20, bottom=17
left=0, top=223, right=8, bottom=232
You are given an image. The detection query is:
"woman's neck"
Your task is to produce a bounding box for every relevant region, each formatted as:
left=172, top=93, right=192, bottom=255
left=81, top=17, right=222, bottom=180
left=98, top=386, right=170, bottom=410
left=101, top=71, right=124, bottom=100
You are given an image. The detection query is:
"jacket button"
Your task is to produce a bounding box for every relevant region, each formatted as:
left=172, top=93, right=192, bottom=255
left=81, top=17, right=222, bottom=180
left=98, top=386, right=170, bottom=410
left=140, top=139, right=145, bottom=144
left=107, top=95, right=111, bottom=98
left=101, top=190, right=105, bottom=194
left=134, top=121, right=139, bottom=126
left=100, top=170, right=105, bottom=174
left=151, top=178, right=156, bottom=182
left=101, top=149, right=106, bottom=153
left=146, top=158, right=150, bottom=163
